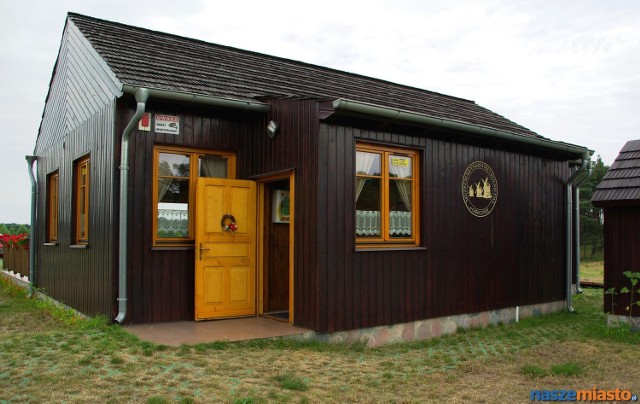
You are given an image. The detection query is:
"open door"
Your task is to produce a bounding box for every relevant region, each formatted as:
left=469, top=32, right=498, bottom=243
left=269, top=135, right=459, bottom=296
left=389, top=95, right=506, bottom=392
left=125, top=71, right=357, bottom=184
left=257, top=172, right=295, bottom=324
left=195, top=178, right=256, bottom=320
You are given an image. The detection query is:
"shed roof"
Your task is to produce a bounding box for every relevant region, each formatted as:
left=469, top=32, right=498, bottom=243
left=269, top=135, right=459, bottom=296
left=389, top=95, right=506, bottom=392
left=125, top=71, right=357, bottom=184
left=592, top=139, right=640, bottom=205
left=67, top=13, right=543, bottom=139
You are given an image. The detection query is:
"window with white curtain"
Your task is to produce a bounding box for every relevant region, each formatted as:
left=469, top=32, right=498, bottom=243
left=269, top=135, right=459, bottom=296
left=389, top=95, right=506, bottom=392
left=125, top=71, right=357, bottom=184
left=153, top=146, right=235, bottom=246
left=355, top=143, right=419, bottom=246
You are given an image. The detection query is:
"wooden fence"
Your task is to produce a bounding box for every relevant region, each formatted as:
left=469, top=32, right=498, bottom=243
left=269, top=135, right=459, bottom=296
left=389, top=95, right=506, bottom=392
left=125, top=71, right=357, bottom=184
left=2, top=244, right=29, bottom=279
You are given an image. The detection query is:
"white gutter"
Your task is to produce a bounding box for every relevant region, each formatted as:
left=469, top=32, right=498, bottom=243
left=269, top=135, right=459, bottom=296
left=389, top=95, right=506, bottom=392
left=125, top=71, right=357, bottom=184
left=122, top=85, right=270, bottom=112
left=332, top=99, right=590, bottom=157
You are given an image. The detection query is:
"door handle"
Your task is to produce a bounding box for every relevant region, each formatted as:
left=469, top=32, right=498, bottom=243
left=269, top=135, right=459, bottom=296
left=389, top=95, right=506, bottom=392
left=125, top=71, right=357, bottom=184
left=199, top=243, right=210, bottom=260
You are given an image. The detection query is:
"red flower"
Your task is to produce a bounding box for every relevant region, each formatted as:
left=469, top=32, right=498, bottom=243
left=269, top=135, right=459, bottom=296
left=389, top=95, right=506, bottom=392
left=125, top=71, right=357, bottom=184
left=0, top=233, right=29, bottom=248
left=228, top=223, right=237, bottom=232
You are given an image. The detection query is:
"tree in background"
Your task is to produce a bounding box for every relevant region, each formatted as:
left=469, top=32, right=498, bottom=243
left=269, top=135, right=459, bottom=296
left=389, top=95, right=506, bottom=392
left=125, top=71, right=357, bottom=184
left=16, top=224, right=29, bottom=235
left=579, top=156, right=608, bottom=258
left=0, top=223, right=31, bottom=235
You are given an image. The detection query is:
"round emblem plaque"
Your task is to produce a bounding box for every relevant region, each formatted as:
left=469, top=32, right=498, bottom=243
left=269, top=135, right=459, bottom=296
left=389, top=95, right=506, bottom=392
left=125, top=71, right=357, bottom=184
left=461, top=161, right=498, bottom=217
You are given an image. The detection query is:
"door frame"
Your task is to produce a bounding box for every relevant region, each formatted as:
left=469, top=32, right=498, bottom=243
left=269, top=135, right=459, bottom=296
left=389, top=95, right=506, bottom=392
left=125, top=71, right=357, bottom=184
left=255, top=170, right=295, bottom=324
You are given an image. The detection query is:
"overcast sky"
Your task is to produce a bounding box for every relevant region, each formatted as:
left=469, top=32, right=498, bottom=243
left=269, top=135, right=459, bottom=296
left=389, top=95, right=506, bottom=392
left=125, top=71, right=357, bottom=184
left=1, top=0, right=639, bottom=223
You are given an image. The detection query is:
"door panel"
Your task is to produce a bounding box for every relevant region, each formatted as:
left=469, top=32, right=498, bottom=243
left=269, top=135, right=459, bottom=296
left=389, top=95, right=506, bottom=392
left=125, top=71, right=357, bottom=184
left=203, top=267, right=224, bottom=304
left=195, top=178, right=256, bottom=320
left=211, top=243, right=248, bottom=256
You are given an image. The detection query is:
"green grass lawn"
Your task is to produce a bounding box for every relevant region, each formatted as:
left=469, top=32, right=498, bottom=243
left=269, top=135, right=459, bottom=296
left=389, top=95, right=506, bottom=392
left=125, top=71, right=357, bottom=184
left=1, top=275, right=638, bottom=403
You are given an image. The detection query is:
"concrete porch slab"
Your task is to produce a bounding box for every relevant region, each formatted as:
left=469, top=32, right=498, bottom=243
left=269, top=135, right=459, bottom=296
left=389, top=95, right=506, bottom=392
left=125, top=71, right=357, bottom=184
left=125, top=317, right=311, bottom=346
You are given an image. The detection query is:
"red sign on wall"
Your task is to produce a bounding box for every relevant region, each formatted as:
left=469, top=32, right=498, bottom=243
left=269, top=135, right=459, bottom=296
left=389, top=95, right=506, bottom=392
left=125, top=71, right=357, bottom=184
left=155, top=114, right=180, bottom=135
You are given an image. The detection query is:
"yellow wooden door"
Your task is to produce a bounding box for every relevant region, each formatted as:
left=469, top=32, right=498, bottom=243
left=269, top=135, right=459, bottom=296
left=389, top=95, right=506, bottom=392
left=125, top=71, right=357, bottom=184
left=195, top=178, right=256, bottom=320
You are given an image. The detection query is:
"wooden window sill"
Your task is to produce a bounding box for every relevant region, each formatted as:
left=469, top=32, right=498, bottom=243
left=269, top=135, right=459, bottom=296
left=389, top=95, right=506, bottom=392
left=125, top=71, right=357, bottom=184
left=70, top=244, right=89, bottom=249
left=355, top=246, right=426, bottom=252
left=43, top=242, right=58, bottom=247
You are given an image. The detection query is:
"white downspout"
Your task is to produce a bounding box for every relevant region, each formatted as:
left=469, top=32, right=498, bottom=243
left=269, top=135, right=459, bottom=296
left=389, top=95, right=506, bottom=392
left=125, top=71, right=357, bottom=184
left=574, top=187, right=583, bottom=294
left=565, top=153, right=592, bottom=312
left=25, top=155, right=37, bottom=297
left=114, top=88, right=149, bottom=324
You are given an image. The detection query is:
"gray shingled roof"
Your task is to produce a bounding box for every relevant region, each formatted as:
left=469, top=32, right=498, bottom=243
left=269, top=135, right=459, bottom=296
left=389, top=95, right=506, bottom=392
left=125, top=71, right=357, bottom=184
left=592, top=139, right=640, bottom=204
left=68, top=12, right=545, bottom=140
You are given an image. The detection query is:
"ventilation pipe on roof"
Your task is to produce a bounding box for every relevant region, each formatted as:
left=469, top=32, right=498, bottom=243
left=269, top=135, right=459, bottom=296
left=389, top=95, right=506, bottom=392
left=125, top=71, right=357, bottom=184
left=565, top=153, right=592, bottom=313
left=25, top=155, right=37, bottom=297
left=115, top=88, right=149, bottom=324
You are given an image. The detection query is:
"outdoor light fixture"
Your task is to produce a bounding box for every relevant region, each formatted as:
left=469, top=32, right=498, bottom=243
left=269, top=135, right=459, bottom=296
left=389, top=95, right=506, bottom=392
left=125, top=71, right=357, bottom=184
left=267, top=120, right=278, bottom=138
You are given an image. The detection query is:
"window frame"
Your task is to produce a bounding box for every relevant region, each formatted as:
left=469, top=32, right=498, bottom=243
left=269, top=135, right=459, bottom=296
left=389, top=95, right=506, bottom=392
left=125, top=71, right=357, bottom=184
left=47, top=170, right=59, bottom=243
left=355, top=142, right=420, bottom=248
left=74, top=155, right=90, bottom=245
left=152, top=145, right=236, bottom=247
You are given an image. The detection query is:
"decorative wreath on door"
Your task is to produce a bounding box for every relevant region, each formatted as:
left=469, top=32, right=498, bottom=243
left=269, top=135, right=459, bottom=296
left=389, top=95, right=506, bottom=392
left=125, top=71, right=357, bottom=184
left=220, top=213, right=237, bottom=233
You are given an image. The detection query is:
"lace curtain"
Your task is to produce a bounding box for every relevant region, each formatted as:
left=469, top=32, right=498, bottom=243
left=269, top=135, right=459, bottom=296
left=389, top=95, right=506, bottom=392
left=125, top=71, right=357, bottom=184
left=388, top=157, right=412, bottom=213
left=157, top=155, right=228, bottom=237
left=157, top=209, right=189, bottom=237
left=355, top=153, right=413, bottom=237
left=355, top=211, right=412, bottom=236
left=355, top=152, right=377, bottom=200
left=389, top=211, right=411, bottom=236
left=355, top=210, right=381, bottom=236
left=356, top=152, right=380, bottom=236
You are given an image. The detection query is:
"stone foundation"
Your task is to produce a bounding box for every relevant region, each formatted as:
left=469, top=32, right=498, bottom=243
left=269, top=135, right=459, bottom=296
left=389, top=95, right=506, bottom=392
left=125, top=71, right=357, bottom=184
left=2, top=269, right=567, bottom=344
left=607, top=314, right=640, bottom=331
left=300, top=300, right=565, bottom=347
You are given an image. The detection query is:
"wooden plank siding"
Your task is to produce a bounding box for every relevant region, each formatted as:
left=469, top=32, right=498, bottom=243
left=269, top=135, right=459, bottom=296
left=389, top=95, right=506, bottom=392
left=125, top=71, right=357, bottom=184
left=117, top=96, right=262, bottom=324
left=250, top=99, right=320, bottom=331
left=602, top=207, right=640, bottom=316
left=34, top=102, right=117, bottom=317
left=33, top=14, right=588, bottom=332
left=317, top=123, right=570, bottom=333
left=36, top=21, right=121, bottom=154
left=33, top=17, right=121, bottom=319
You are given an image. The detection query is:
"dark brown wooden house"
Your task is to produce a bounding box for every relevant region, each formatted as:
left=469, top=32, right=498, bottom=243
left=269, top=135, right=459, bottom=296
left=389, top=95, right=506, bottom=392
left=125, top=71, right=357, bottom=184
left=592, top=140, right=640, bottom=323
left=31, top=13, right=592, bottom=340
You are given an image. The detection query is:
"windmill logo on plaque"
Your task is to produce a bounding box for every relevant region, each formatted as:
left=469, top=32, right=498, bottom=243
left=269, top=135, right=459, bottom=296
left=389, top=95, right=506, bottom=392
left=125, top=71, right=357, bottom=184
left=461, top=161, right=498, bottom=217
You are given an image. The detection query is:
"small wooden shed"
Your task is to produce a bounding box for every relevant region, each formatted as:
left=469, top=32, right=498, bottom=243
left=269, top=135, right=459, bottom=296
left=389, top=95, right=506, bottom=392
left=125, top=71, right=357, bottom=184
left=592, top=140, right=640, bottom=322
left=30, top=13, right=592, bottom=341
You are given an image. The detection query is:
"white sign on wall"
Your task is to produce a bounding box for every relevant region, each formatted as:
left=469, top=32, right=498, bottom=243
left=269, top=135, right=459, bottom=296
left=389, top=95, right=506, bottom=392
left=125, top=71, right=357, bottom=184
left=155, top=114, right=180, bottom=135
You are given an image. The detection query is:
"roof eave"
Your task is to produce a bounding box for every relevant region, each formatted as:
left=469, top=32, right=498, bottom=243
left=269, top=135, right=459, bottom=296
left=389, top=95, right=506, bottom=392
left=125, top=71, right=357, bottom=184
left=332, top=98, right=593, bottom=160
left=122, top=85, right=270, bottom=112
